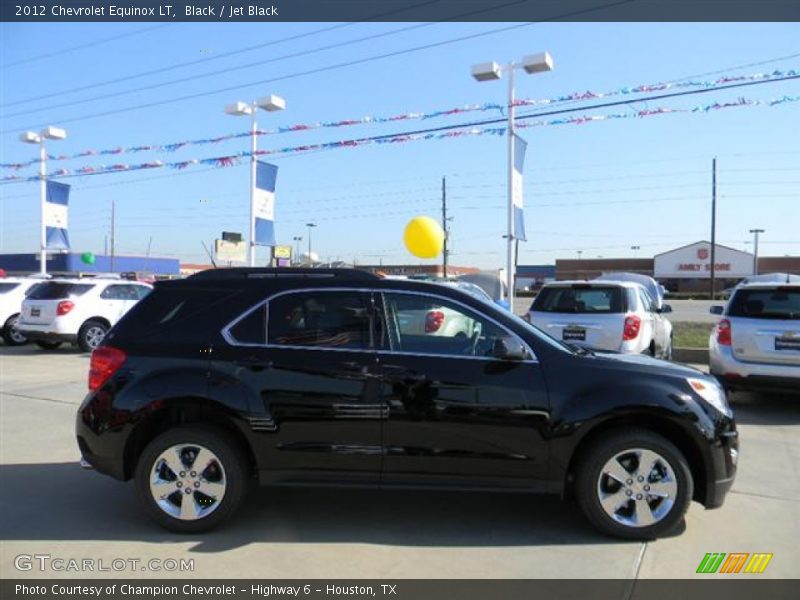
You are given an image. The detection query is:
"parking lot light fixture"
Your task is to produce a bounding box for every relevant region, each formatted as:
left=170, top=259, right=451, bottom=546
left=225, top=95, right=286, bottom=267
left=748, top=229, right=765, bottom=275
left=20, top=125, right=68, bottom=275
left=470, top=52, right=553, bottom=308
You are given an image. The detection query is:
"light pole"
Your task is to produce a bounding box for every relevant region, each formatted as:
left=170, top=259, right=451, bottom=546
left=20, top=126, right=68, bottom=275
left=577, top=250, right=583, bottom=279
left=471, top=52, right=554, bottom=307
left=292, top=236, right=303, bottom=265
left=306, top=223, right=317, bottom=264
left=748, top=228, right=765, bottom=275
left=225, top=95, right=286, bottom=267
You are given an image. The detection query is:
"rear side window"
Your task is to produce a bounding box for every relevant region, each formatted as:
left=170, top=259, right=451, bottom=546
left=0, top=283, right=20, bottom=294
left=532, top=286, right=624, bottom=314
left=729, top=288, right=800, bottom=320
left=267, top=292, right=371, bottom=349
left=27, top=282, right=94, bottom=299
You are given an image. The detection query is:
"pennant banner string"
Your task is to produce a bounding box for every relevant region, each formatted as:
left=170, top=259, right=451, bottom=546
left=2, top=94, right=798, bottom=184
left=2, top=69, right=797, bottom=170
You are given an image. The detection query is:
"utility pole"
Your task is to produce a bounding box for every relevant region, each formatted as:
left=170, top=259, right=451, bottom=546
left=749, top=228, right=765, bottom=275
left=110, top=199, right=116, bottom=273
left=710, top=158, right=717, bottom=300
left=441, top=176, right=448, bottom=278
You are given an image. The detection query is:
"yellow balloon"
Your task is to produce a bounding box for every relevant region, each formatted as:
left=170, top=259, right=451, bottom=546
left=404, top=216, right=444, bottom=259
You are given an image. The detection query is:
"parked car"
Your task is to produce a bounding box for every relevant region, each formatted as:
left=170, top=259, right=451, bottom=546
left=0, top=277, right=44, bottom=345
left=18, top=278, right=152, bottom=351
left=77, top=268, right=736, bottom=539
left=709, top=280, right=800, bottom=393
left=594, top=272, right=667, bottom=309
left=526, top=281, right=674, bottom=359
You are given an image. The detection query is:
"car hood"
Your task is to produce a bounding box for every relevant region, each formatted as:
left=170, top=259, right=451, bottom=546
left=592, top=351, right=705, bottom=377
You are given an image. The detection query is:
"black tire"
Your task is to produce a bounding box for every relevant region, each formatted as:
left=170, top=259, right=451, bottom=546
left=135, top=426, right=248, bottom=533
left=77, top=320, right=108, bottom=352
left=1, top=314, right=28, bottom=346
left=575, top=429, right=693, bottom=540
left=34, top=340, right=62, bottom=350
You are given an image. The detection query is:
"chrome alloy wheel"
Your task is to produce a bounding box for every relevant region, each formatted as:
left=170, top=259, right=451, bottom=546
left=149, top=444, right=227, bottom=521
left=8, top=316, right=26, bottom=344
left=596, top=448, right=678, bottom=528
left=84, top=326, right=106, bottom=349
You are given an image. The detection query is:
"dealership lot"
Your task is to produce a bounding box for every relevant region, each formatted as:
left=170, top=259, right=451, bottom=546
left=1, top=344, right=798, bottom=579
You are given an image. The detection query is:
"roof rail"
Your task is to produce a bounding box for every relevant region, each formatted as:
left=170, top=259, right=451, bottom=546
left=187, top=267, right=380, bottom=281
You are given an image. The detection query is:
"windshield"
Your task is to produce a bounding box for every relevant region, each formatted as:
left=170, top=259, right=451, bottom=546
left=729, top=288, right=800, bottom=320
left=532, top=286, right=624, bottom=314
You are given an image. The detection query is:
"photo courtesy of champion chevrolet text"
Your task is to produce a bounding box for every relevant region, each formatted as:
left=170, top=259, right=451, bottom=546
left=0, top=1, right=798, bottom=599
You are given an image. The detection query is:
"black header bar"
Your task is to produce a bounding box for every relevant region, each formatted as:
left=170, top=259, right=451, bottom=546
left=3, top=0, right=800, bottom=23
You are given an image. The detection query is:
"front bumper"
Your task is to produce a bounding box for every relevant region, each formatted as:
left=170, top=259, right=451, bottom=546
left=709, top=341, right=800, bottom=393
left=703, top=427, right=739, bottom=509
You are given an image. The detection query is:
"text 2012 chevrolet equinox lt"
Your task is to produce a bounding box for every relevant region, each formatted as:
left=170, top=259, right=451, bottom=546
left=76, top=268, right=738, bottom=539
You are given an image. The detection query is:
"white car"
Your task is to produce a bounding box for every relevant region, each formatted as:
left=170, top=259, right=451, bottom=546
left=526, top=280, right=674, bottom=358
left=709, top=281, right=800, bottom=393
left=18, top=278, right=152, bottom=351
left=0, top=277, right=44, bottom=345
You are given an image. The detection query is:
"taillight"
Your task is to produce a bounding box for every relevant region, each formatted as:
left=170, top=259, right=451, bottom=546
left=57, top=300, right=74, bottom=316
left=717, top=318, right=732, bottom=346
left=88, top=346, right=127, bottom=391
left=425, top=310, right=445, bottom=333
left=623, top=315, right=641, bottom=341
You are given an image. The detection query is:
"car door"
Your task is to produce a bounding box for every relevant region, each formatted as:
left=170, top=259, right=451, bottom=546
left=376, top=290, right=550, bottom=490
left=221, top=289, right=383, bottom=485
left=99, top=284, right=130, bottom=322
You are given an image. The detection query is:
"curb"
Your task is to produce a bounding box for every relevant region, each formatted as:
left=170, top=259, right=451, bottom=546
left=674, top=347, right=709, bottom=364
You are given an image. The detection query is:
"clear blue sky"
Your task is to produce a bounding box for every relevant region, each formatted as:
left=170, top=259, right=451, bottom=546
left=1, top=22, right=798, bottom=267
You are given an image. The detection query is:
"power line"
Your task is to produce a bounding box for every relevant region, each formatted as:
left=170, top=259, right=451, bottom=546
left=1, top=0, right=445, bottom=107
left=4, top=0, right=632, bottom=133
left=1, top=24, right=172, bottom=69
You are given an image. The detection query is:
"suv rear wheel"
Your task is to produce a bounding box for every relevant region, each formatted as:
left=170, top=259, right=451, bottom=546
left=576, top=429, right=692, bottom=539
left=135, top=426, right=248, bottom=533
left=78, top=320, right=108, bottom=352
left=2, top=314, right=27, bottom=346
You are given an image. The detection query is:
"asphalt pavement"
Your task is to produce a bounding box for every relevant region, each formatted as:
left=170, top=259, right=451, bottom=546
left=1, top=344, right=797, bottom=580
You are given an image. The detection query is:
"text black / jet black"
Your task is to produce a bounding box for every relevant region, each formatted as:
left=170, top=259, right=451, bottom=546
left=76, top=268, right=738, bottom=539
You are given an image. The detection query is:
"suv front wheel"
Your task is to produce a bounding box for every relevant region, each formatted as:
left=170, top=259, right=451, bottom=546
left=135, top=426, right=248, bottom=533
left=576, top=429, right=693, bottom=539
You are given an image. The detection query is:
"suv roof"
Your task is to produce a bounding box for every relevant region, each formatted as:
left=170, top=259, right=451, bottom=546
left=188, top=267, right=380, bottom=281
left=541, top=280, right=642, bottom=289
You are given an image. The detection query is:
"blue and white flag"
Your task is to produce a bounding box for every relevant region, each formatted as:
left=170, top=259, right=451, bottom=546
left=254, top=161, right=278, bottom=246
left=45, top=181, right=70, bottom=250
left=512, top=134, right=527, bottom=242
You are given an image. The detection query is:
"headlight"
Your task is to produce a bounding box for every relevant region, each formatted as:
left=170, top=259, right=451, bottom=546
left=687, top=377, right=732, bottom=417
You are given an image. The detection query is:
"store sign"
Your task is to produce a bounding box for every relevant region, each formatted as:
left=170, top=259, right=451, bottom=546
left=215, top=239, right=246, bottom=263
left=654, top=242, right=753, bottom=278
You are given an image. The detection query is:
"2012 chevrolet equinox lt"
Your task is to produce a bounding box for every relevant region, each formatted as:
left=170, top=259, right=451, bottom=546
left=76, top=268, right=738, bottom=539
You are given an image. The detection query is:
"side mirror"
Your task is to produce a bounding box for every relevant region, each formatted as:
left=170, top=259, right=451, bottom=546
left=709, top=305, right=724, bottom=315
left=492, top=336, right=528, bottom=361
left=659, top=304, right=673, bottom=314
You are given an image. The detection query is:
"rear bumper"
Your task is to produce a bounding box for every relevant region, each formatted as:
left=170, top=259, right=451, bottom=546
left=18, top=328, right=77, bottom=344
left=709, top=342, right=800, bottom=393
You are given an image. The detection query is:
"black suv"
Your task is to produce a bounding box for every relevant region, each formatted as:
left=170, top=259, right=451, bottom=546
left=76, top=268, right=738, bottom=539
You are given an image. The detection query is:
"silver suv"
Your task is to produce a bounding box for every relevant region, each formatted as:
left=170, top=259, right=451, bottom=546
left=709, top=281, right=800, bottom=393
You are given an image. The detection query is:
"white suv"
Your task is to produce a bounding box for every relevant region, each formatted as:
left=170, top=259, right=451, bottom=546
left=709, top=281, right=800, bottom=393
left=0, top=277, right=44, bottom=345
left=526, top=280, right=674, bottom=358
left=18, top=278, right=152, bottom=351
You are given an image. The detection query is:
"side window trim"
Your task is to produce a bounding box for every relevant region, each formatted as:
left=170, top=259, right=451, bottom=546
left=221, top=287, right=538, bottom=362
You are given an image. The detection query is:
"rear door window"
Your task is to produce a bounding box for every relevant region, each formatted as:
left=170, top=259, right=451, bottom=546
left=532, top=286, right=624, bottom=314
left=267, top=291, right=372, bottom=349
left=729, top=288, right=800, bottom=320
left=26, top=282, right=94, bottom=299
